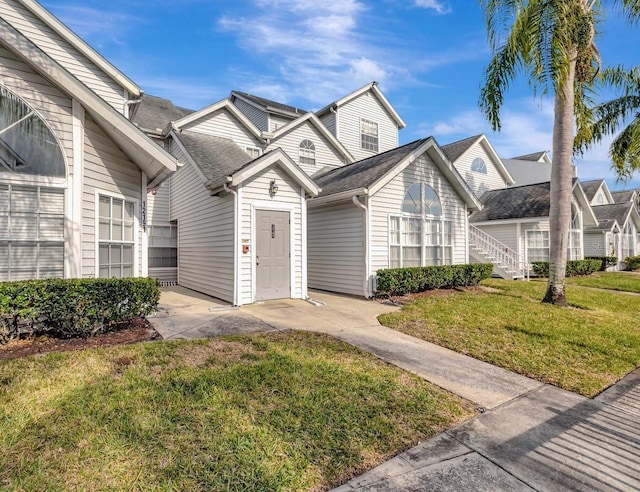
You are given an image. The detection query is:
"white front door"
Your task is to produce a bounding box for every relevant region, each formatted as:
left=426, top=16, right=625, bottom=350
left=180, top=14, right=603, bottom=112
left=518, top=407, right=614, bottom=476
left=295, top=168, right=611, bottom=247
left=256, top=210, right=290, bottom=301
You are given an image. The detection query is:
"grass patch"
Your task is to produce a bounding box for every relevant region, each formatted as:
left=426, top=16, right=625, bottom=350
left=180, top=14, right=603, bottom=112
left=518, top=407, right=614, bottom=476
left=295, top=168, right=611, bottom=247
left=380, top=280, right=640, bottom=397
left=0, top=331, right=472, bottom=491
left=566, top=271, right=640, bottom=294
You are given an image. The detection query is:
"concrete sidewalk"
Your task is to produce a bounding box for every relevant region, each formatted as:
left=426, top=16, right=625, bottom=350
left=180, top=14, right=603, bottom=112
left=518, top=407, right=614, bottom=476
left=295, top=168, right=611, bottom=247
left=243, top=291, right=541, bottom=410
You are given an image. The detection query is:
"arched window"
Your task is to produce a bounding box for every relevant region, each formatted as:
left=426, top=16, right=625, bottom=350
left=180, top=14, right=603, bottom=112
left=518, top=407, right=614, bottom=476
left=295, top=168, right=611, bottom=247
left=0, top=86, right=66, bottom=280
left=391, top=183, right=451, bottom=268
left=299, top=139, right=315, bottom=166
left=471, top=157, right=487, bottom=174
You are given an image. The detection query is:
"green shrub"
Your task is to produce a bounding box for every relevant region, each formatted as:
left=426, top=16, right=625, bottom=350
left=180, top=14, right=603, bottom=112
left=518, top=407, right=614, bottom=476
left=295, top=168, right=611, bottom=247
left=0, top=277, right=160, bottom=343
left=585, top=256, right=618, bottom=271
left=531, top=259, right=602, bottom=278
left=624, top=256, right=640, bottom=271
left=375, top=264, right=493, bottom=296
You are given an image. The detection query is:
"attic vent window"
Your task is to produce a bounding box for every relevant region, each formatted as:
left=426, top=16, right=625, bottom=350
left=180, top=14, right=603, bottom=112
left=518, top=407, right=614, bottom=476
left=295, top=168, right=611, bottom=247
left=299, top=139, right=316, bottom=166
left=360, top=119, right=378, bottom=152
left=245, top=146, right=262, bottom=159
left=471, top=157, right=487, bottom=174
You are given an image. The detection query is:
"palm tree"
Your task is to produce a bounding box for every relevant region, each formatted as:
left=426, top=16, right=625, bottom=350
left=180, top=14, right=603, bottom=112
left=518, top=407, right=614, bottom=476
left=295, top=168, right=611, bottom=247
left=479, top=0, right=640, bottom=305
left=575, top=66, right=640, bottom=179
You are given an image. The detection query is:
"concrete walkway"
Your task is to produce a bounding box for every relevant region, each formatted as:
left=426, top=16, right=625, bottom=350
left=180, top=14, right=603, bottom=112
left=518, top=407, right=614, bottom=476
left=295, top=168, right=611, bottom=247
left=148, top=287, right=640, bottom=491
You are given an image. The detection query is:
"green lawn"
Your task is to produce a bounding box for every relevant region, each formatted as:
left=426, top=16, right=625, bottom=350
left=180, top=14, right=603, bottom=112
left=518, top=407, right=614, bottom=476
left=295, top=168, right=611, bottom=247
left=566, top=271, right=640, bottom=293
left=379, top=279, right=640, bottom=397
left=0, top=331, right=472, bottom=492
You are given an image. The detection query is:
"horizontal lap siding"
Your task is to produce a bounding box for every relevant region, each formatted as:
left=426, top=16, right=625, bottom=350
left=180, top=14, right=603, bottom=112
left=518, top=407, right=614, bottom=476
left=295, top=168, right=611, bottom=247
left=319, top=112, right=336, bottom=136
left=521, top=220, right=550, bottom=260
left=269, top=115, right=292, bottom=132
left=233, top=99, right=268, bottom=131
left=370, top=154, right=468, bottom=272
left=170, top=162, right=234, bottom=302
left=241, top=167, right=303, bottom=304
left=453, top=142, right=510, bottom=198
left=0, top=44, right=73, bottom=172
left=82, top=115, right=142, bottom=277
left=1, top=0, right=127, bottom=113
left=473, top=223, right=518, bottom=252
left=308, top=201, right=364, bottom=296
left=337, top=91, right=398, bottom=161
left=584, top=232, right=607, bottom=257
left=182, top=109, right=263, bottom=150
left=267, top=122, right=345, bottom=176
left=147, top=180, right=171, bottom=224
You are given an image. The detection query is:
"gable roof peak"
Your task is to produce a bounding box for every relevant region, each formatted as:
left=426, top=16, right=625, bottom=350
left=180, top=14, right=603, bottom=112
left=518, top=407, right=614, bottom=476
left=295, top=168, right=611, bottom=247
left=229, top=90, right=308, bottom=117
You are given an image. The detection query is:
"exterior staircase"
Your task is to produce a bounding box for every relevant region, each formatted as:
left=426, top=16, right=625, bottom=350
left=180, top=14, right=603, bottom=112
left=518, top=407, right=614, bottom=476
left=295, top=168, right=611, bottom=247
left=469, top=225, right=529, bottom=280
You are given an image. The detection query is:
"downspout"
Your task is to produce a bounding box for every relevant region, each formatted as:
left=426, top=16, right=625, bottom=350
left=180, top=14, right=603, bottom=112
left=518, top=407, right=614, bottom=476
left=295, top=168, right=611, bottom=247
left=352, top=195, right=371, bottom=297
left=123, top=96, right=142, bottom=120
left=224, top=182, right=239, bottom=306
left=330, top=106, right=341, bottom=161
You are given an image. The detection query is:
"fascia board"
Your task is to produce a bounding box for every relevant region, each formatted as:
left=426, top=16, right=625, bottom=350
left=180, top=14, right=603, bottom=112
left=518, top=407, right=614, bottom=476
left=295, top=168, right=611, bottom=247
left=18, top=0, right=141, bottom=96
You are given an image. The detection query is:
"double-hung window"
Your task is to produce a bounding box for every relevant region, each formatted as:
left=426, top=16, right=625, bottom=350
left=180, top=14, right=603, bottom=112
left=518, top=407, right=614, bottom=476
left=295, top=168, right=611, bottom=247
left=389, top=183, right=453, bottom=268
left=526, top=230, right=549, bottom=263
left=148, top=223, right=177, bottom=268
left=98, top=195, right=135, bottom=278
left=360, top=119, right=379, bottom=152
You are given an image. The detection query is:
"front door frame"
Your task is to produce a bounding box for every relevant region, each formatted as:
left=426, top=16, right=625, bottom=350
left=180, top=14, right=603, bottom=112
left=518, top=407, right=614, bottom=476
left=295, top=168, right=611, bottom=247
left=251, top=202, right=295, bottom=303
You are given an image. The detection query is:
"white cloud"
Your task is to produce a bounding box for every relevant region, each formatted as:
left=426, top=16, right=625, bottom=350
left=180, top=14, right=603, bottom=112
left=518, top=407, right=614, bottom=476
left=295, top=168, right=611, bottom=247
left=414, top=0, right=451, bottom=14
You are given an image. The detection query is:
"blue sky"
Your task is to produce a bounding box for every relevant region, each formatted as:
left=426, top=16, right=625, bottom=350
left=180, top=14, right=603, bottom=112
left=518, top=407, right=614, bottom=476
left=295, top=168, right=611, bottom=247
left=42, top=0, right=640, bottom=190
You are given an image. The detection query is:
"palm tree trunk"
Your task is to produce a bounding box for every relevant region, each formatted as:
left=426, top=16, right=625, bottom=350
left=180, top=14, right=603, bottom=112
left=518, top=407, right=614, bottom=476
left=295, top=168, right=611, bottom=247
left=543, top=52, right=577, bottom=306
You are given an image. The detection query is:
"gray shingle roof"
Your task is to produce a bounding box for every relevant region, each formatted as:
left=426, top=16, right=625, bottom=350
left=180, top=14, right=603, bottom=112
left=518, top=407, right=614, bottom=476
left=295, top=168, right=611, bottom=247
left=510, top=151, right=547, bottom=161
left=173, top=130, right=252, bottom=184
left=314, top=138, right=430, bottom=197
left=587, top=202, right=633, bottom=231
left=580, top=179, right=605, bottom=202
left=132, top=94, right=193, bottom=132
left=611, top=189, right=636, bottom=203
left=441, top=135, right=481, bottom=162
left=232, top=91, right=307, bottom=116
left=470, top=181, right=553, bottom=222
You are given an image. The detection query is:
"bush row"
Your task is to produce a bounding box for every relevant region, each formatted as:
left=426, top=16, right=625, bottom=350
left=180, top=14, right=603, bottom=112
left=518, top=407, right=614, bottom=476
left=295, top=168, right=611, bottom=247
left=625, top=256, right=640, bottom=271
left=531, top=259, right=602, bottom=278
left=584, top=256, right=618, bottom=271
left=375, top=263, right=493, bottom=296
left=0, top=277, right=160, bottom=343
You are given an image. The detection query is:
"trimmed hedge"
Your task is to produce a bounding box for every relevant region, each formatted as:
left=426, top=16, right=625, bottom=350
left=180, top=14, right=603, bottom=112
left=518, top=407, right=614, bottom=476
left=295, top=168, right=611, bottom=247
left=375, top=263, right=493, bottom=296
left=585, top=256, right=618, bottom=271
left=0, top=277, right=160, bottom=343
left=624, top=256, right=640, bottom=271
left=531, top=259, right=602, bottom=278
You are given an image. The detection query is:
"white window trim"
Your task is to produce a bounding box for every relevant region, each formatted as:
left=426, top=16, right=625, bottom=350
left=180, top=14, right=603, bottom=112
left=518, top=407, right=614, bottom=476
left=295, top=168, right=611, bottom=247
left=244, top=145, right=262, bottom=159
left=148, top=222, right=178, bottom=269
left=299, top=139, right=316, bottom=166
left=94, top=190, right=139, bottom=278
left=360, top=118, right=379, bottom=153
left=525, top=229, right=550, bottom=264
left=388, top=214, right=453, bottom=268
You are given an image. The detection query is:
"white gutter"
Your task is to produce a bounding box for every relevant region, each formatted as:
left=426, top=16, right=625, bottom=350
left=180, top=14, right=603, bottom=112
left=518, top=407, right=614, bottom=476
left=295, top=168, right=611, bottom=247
left=224, top=183, right=240, bottom=306
left=123, top=96, right=142, bottom=120
left=352, top=195, right=371, bottom=297
left=309, top=188, right=368, bottom=206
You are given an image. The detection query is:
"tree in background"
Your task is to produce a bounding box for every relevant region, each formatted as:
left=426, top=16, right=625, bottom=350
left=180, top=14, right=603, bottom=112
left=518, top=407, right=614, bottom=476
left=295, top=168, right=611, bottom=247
left=479, top=0, right=640, bottom=305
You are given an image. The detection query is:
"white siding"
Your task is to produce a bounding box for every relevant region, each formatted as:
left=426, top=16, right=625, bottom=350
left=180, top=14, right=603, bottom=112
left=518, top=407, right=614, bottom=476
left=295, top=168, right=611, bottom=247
left=0, top=43, right=73, bottom=172
left=181, top=108, right=263, bottom=151
left=240, top=167, right=304, bottom=304
left=1, top=0, right=128, bottom=113
left=267, top=121, right=346, bottom=176
left=308, top=200, right=365, bottom=296
left=473, top=223, right=519, bottom=252
left=369, top=154, right=469, bottom=272
left=337, top=91, right=399, bottom=161
left=269, top=115, right=293, bottom=132
left=453, top=141, right=510, bottom=198
left=233, top=98, right=268, bottom=131
left=584, top=232, right=607, bottom=257
left=82, top=115, right=143, bottom=277
left=522, top=220, right=550, bottom=262
left=319, top=111, right=336, bottom=136
left=170, top=162, right=234, bottom=302
left=147, top=180, right=171, bottom=224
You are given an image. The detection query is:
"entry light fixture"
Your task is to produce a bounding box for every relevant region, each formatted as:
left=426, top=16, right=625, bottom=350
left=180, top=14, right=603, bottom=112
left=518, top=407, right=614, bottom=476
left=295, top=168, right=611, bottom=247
left=269, top=179, right=279, bottom=196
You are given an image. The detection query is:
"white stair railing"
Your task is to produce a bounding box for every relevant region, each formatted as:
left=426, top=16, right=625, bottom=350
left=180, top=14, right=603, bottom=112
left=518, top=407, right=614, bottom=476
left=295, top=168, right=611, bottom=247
left=469, top=225, right=529, bottom=280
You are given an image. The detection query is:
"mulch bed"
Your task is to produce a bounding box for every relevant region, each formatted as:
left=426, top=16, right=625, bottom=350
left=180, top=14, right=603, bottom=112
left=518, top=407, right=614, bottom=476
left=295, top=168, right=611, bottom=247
left=0, top=317, right=160, bottom=361
left=380, top=286, right=490, bottom=306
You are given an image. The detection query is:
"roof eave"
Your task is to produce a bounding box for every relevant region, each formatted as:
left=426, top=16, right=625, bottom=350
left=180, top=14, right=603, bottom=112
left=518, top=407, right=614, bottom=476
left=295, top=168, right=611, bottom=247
left=309, top=188, right=369, bottom=205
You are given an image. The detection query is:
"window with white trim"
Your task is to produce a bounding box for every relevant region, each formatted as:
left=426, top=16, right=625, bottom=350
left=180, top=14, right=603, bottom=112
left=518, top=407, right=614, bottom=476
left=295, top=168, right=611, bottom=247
left=360, top=119, right=379, bottom=152
left=0, top=184, right=64, bottom=280
left=299, top=139, right=316, bottom=166
left=526, top=230, right=549, bottom=263
left=245, top=146, right=262, bottom=159
left=148, top=222, right=177, bottom=268
left=567, top=205, right=582, bottom=260
left=622, top=221, right=636, bottom=259
left=471, top=157, right=487, bottom=174
left=389, top=183, right=452, bottom=268
left=98, top=195, right=135, bottom=278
